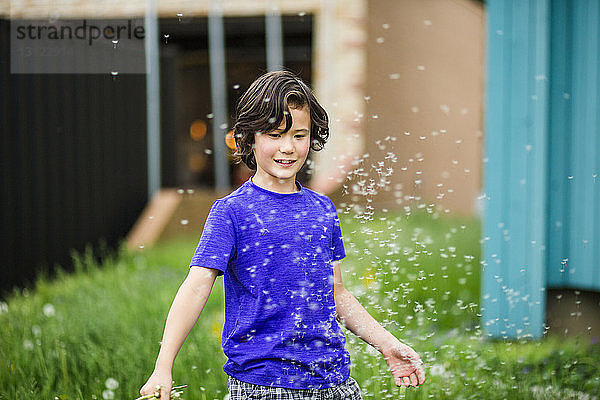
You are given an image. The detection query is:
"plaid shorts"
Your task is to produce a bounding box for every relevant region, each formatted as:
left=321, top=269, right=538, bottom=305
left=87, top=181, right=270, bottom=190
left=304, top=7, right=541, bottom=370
left=227, top=375, right=363, bottom=400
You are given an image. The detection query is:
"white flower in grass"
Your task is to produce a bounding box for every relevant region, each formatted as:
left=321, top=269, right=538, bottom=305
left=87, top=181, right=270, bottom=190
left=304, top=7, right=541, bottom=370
left=43, top=303, right=56, bottom=317
left=105, top=378, right=119, bottom=390
left=102, top=389, right=114, bottom=399
left=23, top=339, right=34, bottom=350
left=32, top=325, right=42, bottom=336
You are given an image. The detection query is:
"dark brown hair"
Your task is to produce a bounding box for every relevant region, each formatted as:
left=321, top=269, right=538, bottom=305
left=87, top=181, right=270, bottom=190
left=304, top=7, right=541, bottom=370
left=232, top=70, right=329, bottom=170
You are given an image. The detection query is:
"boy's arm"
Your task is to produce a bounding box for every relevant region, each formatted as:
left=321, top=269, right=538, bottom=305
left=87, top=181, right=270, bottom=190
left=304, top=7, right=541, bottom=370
left=139, top=266, right=218, bottom=399
left=332, top=261, right=426, bottom=388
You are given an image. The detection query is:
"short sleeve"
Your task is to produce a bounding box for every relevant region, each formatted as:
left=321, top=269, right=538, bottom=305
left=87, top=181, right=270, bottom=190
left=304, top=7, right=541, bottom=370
left=329, top=199, right=346, bottom=261
left=189, top=199, right=236, bottom=275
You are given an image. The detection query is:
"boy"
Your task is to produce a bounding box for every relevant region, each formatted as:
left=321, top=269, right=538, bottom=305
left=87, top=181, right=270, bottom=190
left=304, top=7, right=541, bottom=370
left=140, top=71, right=425, bottom=399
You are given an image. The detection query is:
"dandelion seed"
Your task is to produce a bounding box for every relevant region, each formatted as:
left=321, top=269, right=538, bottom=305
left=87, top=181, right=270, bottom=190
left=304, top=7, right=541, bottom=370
left=23, top=339, right=34, bottom=350
left=102, top=389, right=114, bottom=400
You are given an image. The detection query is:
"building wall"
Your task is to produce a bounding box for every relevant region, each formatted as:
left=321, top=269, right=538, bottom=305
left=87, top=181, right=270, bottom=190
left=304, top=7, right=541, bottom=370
left=482, top=0, right=600, bottom=339
left=0, top=20, right=148, bottom=296
left=359, top=0, right=484, bottom=215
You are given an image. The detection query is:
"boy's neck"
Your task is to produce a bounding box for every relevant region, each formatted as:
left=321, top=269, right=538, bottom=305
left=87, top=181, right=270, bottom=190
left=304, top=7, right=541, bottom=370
left=251, top=174, right=299, bottom=194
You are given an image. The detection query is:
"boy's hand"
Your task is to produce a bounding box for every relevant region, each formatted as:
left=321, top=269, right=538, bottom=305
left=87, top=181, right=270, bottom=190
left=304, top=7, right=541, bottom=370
left=139, top=369, right=172, bottom=399
left=383, top=341, right=426, bottom=388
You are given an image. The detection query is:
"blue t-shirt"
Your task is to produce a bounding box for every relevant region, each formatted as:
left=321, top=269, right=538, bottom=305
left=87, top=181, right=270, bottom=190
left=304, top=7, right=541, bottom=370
left=189, top=177, right=350, bottom=389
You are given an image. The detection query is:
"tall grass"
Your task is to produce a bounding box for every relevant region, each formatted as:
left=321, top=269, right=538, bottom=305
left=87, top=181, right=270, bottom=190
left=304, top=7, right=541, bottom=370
left=1, top=211, right=598, bottom=399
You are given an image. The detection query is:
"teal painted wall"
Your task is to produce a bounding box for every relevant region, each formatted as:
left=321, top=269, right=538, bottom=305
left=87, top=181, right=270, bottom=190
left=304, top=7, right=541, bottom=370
left=547, top=0, right=600, bottom=291
left=483, top=0, right=600, bottom=339
left=482, top=0, right=550, bottom=339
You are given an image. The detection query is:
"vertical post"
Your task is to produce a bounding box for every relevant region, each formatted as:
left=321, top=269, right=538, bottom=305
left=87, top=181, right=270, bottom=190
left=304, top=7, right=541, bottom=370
left=482, top=0, right=550, bottom=339
left=266, top=1, right=284, bottom=71
left=145, top=0, right=161, bottom=200
left=209, top=0, right=230, bottom=191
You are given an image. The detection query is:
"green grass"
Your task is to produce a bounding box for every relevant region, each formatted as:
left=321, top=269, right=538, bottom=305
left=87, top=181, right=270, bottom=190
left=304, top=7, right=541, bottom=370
left=1, top=210, right=598, bottom=400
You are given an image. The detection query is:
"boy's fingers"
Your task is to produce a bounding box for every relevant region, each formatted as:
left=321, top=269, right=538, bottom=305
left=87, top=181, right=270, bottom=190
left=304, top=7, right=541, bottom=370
left=402, top=376, right=411, bottom=387
left=416, top=367, right=426, bottom=385
left=409, top=373, right=418, bottom=387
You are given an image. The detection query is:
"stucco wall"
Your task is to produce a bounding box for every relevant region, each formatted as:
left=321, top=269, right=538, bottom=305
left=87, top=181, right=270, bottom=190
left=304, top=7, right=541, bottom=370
left=358, top=0, right=484, bottom=215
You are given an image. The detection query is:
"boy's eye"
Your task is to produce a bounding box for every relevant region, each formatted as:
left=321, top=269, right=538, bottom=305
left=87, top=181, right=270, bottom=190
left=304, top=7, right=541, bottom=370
left=266, top=132, right=306, bottom=138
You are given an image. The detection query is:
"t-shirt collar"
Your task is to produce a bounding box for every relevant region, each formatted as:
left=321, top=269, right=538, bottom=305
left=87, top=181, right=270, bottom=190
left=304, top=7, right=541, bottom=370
left=248, top=176, right=304, bottom=197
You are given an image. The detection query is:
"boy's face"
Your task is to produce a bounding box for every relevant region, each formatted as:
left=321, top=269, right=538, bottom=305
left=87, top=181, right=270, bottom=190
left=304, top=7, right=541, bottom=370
left=253, top=106, right=311, bottom=190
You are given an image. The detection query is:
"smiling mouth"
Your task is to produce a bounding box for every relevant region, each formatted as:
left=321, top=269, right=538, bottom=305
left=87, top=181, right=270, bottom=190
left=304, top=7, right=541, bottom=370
left=275, top=160, right=295, bottom=165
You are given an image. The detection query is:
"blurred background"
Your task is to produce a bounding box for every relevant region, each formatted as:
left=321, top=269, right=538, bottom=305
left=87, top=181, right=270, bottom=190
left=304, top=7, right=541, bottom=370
left=1, top=0, right=599, bottom=341
left=1, top=0, right=483, bottom=296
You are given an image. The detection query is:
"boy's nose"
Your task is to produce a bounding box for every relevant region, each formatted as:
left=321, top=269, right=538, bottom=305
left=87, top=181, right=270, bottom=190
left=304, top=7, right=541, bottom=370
left=279, top=136, right=294, bottom=153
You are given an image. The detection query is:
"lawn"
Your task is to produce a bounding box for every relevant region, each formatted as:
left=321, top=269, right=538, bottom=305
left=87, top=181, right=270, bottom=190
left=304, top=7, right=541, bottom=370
left=1, top=209, right=598, bottom=399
